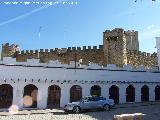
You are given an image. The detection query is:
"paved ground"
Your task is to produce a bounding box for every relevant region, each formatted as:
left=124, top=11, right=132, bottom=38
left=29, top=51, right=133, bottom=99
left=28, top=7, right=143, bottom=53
left=0, top=102, right=160, bottom=120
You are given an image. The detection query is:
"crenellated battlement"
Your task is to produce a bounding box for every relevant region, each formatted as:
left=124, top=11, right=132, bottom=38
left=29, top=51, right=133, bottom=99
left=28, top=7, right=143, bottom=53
left=127, top=49, right=157, bottom=58
left=126, top=49, right=158, bottom=69
left=11, top=45, right=158, bottom=69
left=20, top=50, right=39, bottom=54
left=12, top=45, right=104, bottom=65
left=18, top=45, right=103, bottom=55
left=67, top=45, right=103, bottom=51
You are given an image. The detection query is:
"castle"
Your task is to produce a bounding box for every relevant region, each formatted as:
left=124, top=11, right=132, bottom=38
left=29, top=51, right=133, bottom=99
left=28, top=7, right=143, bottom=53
left=1, top=28, right=158, bottom=69
left=0, top=28, right=159, bottom=111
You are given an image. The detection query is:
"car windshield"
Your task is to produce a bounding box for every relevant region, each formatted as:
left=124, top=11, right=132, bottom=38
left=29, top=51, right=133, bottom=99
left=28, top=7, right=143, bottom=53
left=80, top=96, right=106, bottom=102
left=80, top=97, right=89, bottom=101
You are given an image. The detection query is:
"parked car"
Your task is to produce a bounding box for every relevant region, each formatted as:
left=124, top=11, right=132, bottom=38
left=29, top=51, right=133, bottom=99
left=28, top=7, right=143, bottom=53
left=64, top=96, right=115, bottom=113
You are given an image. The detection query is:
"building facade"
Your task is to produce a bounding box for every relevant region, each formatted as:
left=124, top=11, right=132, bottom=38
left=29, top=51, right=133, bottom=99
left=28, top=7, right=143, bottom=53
left=0, top=57, right=160, bottom=109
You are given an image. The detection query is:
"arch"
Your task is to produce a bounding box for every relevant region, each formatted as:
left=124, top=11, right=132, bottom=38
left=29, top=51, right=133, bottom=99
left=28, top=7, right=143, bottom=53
left=141, top=85, right=149, bottom=102
left=0, top=84, right=13, bottom=108
left=126, top=85, right=135, bottom=102
left=47, top=85, right=61, bottom=108
left=109, top=85, right=119, bottom=104
left=23, top=84, right=38, bottom=108
left=90, top=85, right=101, bottom=97
left=70, top=85, right=82, bottom=102
left=155, top=85, right=160, bottom=101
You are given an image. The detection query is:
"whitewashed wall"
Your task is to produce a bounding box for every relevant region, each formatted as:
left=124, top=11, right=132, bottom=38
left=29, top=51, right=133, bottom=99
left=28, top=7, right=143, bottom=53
left=0, top=57, right=160, bottom=109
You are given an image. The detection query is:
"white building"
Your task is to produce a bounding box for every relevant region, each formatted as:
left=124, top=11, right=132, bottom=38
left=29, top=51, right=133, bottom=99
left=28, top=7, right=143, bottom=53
left=0, top=38, right=159, bottom=110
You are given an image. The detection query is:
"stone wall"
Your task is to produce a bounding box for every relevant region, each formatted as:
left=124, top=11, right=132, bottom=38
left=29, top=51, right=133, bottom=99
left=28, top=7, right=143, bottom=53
left=156, top=37, right=160, bottom=68
left=124, top=30, right=139, bottom=51
left=1, top=43, right=20, bottom=59
left=126, top=50, right=158, bottom=69
left=12, top=46, right=158, bottom=68
left=15, top=45, right=105, bottom=66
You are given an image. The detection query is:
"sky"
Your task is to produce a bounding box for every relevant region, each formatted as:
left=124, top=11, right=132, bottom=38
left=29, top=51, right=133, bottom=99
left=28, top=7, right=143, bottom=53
left=0, top=0, right=160, bottom=53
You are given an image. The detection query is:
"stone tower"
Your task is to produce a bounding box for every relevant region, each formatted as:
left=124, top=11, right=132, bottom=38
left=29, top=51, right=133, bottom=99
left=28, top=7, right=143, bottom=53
left=1, top=43, right=20, bottom=60
left=124, top=30, right=139, bottom=51
left=103, top=28, right=139, bottom=67
left=156, top=37, right=160, bottom=69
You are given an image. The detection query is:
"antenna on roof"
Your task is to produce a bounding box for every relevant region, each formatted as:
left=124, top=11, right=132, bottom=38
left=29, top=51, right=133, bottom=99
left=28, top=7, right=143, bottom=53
left=38, top=26, right=42, bottom=40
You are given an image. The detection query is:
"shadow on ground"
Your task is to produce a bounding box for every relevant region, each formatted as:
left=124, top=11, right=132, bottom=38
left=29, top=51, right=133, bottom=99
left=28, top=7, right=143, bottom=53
left=0, top=102, right=160, bottom=120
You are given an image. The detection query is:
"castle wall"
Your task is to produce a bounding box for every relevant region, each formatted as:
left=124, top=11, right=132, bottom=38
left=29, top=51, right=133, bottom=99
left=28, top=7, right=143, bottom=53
left=156, top=37, right=160, bottom=68
left=126, top=50, right=158, bottom=69
left=4, top=44, right=158, bottom=68
left=16, top=45, right=105, bottom=66
left=1, top=43, right=20, bottom=59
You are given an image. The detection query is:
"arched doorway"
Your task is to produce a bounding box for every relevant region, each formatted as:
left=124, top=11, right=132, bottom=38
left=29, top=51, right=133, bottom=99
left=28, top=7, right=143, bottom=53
left=141, top=85, right=149, bottom=102
left=109, top=85, right=119, bottom=104
left=126, top=85, right=135, bottom=102
left=47, top=85, right=61, bottom=108
left=155, top=85, right=160, bottom=101
left=90, top=85, right=101, bottom=96
left=23, top=84, right=38, bottom=108
left=0, top=84, right=13, bottom=108
left=70, top=85, right=82, bottom=102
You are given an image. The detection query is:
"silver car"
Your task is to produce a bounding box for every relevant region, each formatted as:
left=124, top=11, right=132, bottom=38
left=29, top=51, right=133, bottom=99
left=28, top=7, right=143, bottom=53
left=64, top=96, right=114, bottom=113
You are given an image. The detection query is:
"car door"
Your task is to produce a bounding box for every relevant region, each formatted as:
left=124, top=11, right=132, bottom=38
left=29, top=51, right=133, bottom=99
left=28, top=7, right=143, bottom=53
left=84, top=97, right=98, bottom=109
left=80, top=99, right=91, bottom=110
left=86, top=97, right=100, bottom=109
left=80, top=98, right=92, bottom=109
left=92, top=97, right=103, bottom=109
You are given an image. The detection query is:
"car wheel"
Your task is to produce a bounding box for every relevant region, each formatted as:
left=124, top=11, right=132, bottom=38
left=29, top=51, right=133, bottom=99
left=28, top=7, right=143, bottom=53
left=103, top=104, right=110, bottom=111
left=73, top=106, right=81, bottom=113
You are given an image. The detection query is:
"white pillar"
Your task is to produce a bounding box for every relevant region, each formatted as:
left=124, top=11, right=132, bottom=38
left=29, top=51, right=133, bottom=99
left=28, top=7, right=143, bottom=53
left=106, top=85, right=110, bottom=100
left=12, top=84, right=24, bottom=109
left=149, top=85, right=155, bottom=101
left=82, top=84, right=91, bottom=97
left=37, top=84, right=48, bottom=109
left=101, top=85, right=108, bottom=98
left=135, top=85, right=141, bottom=102
left=119, top=84, right=126, bottom=103
left=60, top=84, right=70, bottom=108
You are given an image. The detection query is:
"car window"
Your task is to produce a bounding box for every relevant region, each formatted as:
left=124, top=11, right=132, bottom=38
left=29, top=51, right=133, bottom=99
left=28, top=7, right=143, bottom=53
left=88, top=97, right=94, bottom=101
left=99, top=97, right=106, bottom=100
left=89, top=97, right=99, bottom=101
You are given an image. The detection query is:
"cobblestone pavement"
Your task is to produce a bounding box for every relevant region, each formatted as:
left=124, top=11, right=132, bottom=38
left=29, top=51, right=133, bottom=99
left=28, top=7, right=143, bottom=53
left=0, top=102, right=160, bottom=120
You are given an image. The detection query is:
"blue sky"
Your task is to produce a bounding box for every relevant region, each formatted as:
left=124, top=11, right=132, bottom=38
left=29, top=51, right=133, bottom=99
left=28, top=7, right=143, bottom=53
left=0, top=0, right=160, bottom=53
